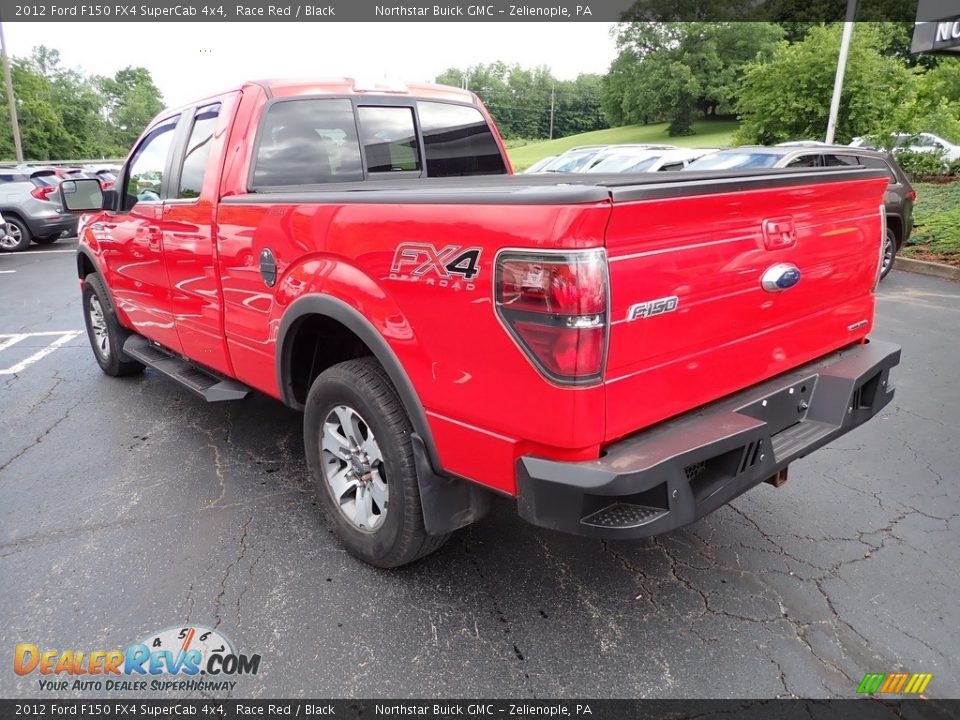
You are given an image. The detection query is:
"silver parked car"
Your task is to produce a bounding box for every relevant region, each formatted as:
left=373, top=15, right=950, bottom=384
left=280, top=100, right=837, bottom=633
left=0, top=166, right=78, bottom=252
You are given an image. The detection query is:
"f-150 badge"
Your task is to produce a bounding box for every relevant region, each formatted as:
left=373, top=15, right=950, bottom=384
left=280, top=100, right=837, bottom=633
left=627, top=295, right=679, bottom=321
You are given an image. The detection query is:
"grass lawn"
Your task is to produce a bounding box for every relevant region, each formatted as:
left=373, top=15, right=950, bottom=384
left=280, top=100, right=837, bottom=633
left=507, top=120, right=740, bottom=171
left=902, top=181, right=960, bottom=266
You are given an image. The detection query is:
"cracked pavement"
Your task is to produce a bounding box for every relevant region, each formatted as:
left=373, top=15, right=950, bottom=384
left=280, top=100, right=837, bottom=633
left=1, top=241, right=958, bottom=699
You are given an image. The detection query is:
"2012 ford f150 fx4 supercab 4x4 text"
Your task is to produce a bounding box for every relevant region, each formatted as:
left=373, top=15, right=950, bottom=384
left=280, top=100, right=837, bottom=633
left=61, top=78, right=900, bottom=567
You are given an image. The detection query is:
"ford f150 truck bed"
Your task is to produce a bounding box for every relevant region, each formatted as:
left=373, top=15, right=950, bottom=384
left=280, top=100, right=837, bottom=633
left=61, top=78, right=899, bottom=567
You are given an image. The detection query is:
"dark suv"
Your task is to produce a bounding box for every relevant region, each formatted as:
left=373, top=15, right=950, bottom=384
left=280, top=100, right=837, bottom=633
left=686, top=145, right=914, bottom=278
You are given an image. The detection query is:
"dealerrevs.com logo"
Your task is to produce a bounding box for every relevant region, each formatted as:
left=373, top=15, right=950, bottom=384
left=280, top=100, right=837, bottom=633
left=14, top=625, right=261, bottom=693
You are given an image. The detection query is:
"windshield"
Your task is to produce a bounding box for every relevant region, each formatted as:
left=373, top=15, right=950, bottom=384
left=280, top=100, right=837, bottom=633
left=685, top=152, right=781, bottom=170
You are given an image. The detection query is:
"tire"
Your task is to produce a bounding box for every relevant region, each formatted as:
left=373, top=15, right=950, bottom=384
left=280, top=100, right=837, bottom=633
left=880, top=227, right=898, bottom=280
left=82, top=273, right=145, bottom=377
left=0, top=216, right=31, bottom=252
left=33, top=234, right=61, bottom=245
left=303, top=357, right=449, bottom=567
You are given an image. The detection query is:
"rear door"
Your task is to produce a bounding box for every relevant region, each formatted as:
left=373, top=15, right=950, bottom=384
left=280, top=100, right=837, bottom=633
left=602, top=170, right=888, bottom=442
left=100, top=115, right=184, bottom=353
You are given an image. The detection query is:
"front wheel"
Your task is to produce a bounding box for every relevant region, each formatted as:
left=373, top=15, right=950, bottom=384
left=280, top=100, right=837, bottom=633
left=303, top=357, right=448, bottom=567
left=82, top=273, right=145, bottom=377
left=880, top=228, right=898, bottom=280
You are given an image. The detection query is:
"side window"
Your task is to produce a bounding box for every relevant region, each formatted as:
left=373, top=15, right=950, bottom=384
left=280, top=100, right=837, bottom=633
left=124, top=117, right=179, bottom=210
left=858, top=155, right=898, bottom=184
left=786, top=154, right=820, bottom=168
left=824, top=154, right=859, bottom=167
left=357, top=106, right=421, bottom=174
left=253, top=99, right=363, bottom=187
left=417, top=101, right=507, bottom=177
left=177, top=104, right=221, bottom=199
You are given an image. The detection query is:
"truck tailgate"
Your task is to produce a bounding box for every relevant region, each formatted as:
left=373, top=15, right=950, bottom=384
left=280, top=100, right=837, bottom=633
left=602, top=169, right=889, bottom=443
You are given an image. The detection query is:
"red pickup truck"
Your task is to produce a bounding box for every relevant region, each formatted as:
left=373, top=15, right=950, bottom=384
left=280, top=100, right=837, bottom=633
left=61, top=78, right=900, bottom=567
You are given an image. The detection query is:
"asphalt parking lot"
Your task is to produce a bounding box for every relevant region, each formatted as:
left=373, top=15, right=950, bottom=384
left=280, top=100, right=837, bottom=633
left=1, top=240, right=958, bottom=700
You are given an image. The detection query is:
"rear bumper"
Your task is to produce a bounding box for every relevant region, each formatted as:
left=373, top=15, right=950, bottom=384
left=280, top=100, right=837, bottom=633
left=517, top=340, right=901, bottom=539
left=25, top=213, right=77, bottom=238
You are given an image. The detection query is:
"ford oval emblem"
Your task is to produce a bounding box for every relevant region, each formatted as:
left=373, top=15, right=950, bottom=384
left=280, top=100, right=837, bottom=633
left=761, top=263, right=801, bottom=292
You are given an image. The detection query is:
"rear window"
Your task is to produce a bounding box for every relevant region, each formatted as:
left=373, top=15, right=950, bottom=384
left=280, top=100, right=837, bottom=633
left=253, top=99, right=363, bottom=187
left=357, top=106, right=420, bottom=174
left=30, top=172, right=59, bottom=187
left=858, top=155, right=898, bottom=184
left=417, top=101, right=506, bottom=177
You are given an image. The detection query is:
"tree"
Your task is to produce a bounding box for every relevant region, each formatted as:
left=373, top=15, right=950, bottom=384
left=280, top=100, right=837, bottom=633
left=601, top=22, right=783, bottom=135
left=735, top=24, right=917, bottom=145
left=100, top=66, right=164, bottom=150
left=0, top=47, right=165, bottom=160
left=436, top=63, right=606, bottom=140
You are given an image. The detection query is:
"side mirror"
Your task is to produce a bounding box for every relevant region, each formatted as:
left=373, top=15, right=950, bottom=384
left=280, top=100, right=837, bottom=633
left=59, top=178, right=104, bottom=212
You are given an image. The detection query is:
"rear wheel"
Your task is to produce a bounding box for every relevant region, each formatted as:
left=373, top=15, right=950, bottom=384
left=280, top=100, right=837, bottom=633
left=82, top=273, right=144, bottom=377
left=303, top=357, right=448, bottom=567
left=880, top=228, right=898, bottom=280
left=0, top=217, right=31, bottom=252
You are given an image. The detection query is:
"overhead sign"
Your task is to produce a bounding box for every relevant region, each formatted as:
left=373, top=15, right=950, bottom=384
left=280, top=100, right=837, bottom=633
left=913, top=0, right=960, bottom=54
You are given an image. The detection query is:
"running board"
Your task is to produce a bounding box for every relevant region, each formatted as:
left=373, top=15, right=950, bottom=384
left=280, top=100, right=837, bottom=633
left=122, top=335, right=251, bottom=402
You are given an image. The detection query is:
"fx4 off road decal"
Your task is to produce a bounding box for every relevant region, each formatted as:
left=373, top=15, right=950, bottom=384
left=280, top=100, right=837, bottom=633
left=627, top=295, right=679, bottom=321
left=390, top=243, right=482, bottom=290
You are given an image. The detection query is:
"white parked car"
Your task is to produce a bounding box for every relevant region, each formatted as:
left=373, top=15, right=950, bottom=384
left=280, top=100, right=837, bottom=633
left=586, top=146, right=712, bottom=174
left=850, top=133, right=960, bottom=162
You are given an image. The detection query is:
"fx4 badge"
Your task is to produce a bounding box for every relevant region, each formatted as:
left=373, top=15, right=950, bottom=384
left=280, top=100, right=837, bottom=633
left=627, top=295, right=679, bottom=321
left=390, top=243, right=482, bottom=290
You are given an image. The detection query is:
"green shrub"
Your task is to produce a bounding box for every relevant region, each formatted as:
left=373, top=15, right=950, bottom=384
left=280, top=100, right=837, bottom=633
left=894, top=150, right=949, bottom=181
left=904, top=182, right=960, bottom=261
left=911, top=207, right=960, bottom=256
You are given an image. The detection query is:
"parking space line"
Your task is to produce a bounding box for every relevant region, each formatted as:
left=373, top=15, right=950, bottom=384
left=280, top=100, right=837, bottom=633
left=0, top=335, right=27, bottom=352
left=0, top=331, right=83, bottom=375
left=0, top=270, right=15, bottom=274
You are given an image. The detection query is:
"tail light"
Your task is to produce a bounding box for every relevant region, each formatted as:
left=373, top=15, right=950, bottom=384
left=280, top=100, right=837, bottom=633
left=909, top=189, right=917, bottom=203
left=30, top=185, right=56, bottom=201
left=495, top=249, right=608, bottom=385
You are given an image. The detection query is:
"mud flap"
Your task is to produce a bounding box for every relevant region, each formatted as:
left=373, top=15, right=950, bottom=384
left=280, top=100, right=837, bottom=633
left=411, top=434, right=492, bottom=535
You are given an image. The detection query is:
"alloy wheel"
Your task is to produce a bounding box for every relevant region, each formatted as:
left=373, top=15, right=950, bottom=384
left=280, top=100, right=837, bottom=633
left=320, top=405, right=388, bottom=531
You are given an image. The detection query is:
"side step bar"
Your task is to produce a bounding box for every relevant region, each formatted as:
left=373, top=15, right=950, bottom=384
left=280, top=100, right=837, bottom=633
left=122, top=335, right=251, bottom=402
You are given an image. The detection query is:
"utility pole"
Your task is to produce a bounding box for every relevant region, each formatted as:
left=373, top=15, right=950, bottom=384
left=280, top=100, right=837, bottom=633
left=0, top=22, right=23, bottom=162
left=825, top=0, right=857, bottom=145
left=549, top=84, right=555, bottom=141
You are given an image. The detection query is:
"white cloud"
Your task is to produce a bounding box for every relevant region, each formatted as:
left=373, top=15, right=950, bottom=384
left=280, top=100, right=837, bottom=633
left=5, top=22, right=617, bottom=107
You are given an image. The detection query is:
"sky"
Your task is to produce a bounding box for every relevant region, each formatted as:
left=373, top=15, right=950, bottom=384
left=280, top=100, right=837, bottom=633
left=6, top=22, right=619, bottom=107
